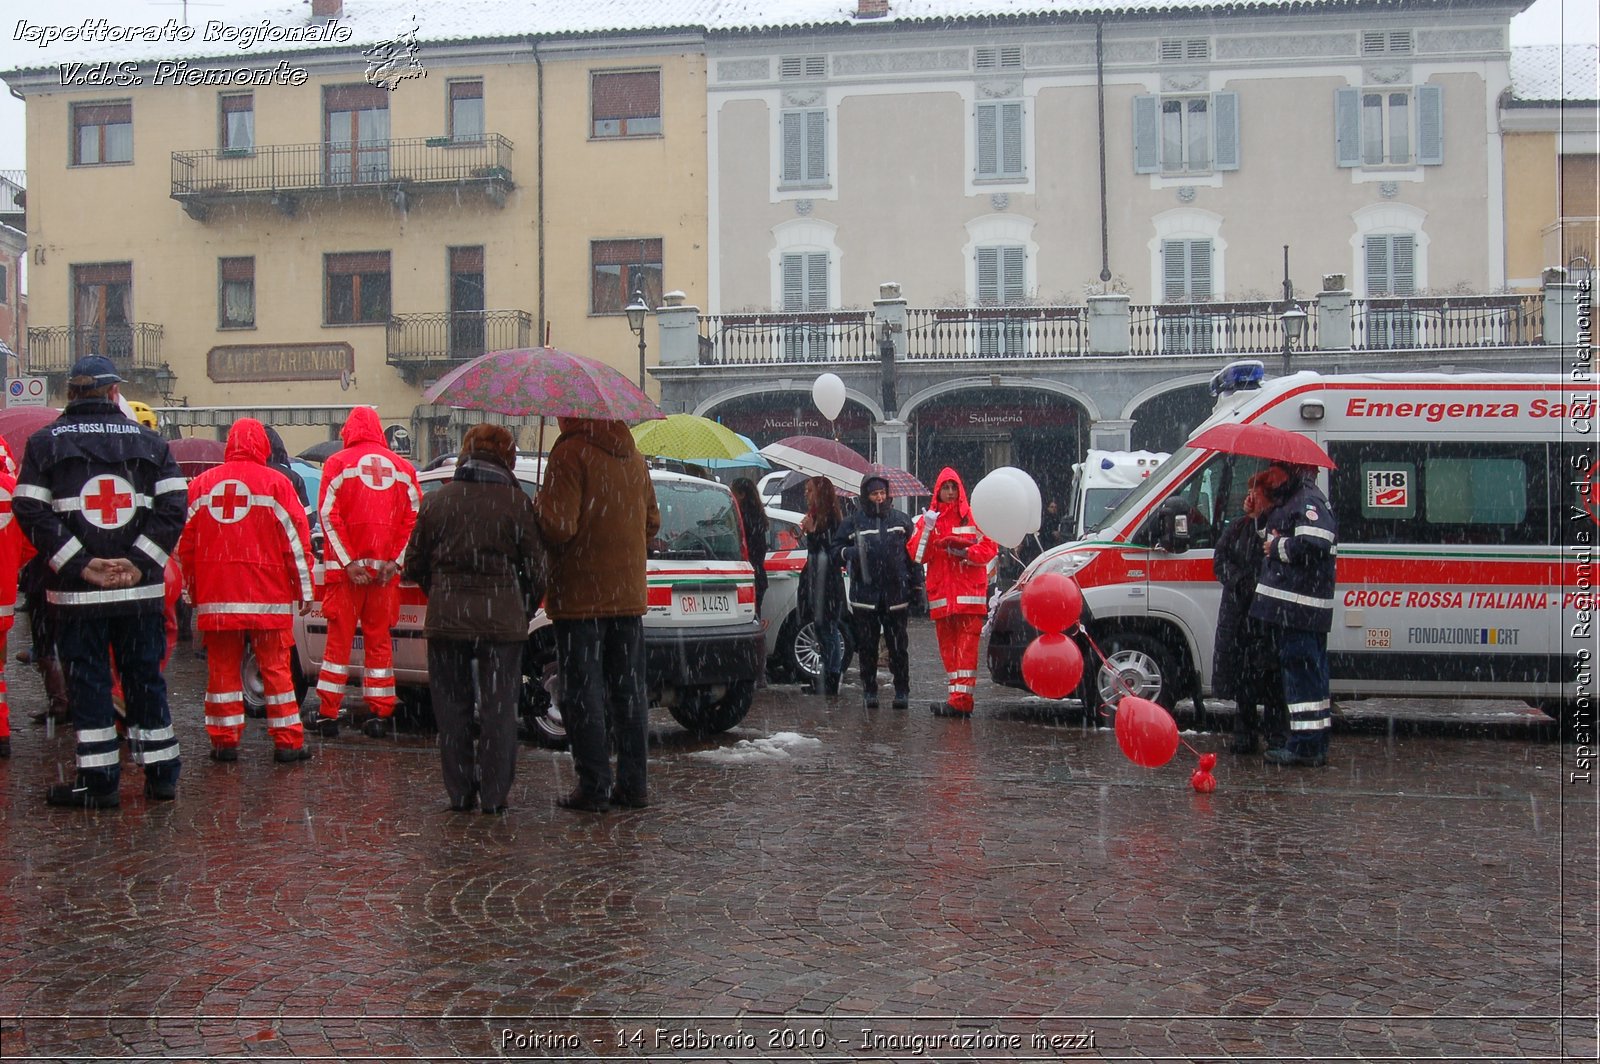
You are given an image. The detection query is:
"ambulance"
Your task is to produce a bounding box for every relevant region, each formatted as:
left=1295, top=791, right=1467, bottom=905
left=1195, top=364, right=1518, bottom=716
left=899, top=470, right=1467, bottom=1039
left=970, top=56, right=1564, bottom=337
left=987, top=366, right=1595, bottom=731
left=1066, top=449, right=1169, bottom=540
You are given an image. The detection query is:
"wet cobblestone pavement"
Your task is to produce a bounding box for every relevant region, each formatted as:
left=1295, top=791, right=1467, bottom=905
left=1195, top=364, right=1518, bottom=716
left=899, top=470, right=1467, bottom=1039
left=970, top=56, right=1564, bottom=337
left=0, top=620, right=1594, bottom=1061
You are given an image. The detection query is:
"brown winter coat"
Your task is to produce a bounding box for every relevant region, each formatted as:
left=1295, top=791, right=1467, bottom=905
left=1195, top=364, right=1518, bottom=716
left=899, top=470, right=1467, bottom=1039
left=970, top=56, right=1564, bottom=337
left=534, top=419, right=661, bottom=620
left=402, top=453, right=547, bottom=642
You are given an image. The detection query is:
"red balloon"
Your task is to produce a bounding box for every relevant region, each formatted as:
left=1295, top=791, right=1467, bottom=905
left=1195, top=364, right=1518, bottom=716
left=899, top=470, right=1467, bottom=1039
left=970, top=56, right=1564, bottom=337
left=1021, top=633, right=1085, bottom=699
left=1198, top=753, right=1218, bottom=772
left=1020, top=572, right=1084, bottom=634
left=1190, top=769, right=1216, bottom=793
left=1113, top=696, right=1180, bottom=768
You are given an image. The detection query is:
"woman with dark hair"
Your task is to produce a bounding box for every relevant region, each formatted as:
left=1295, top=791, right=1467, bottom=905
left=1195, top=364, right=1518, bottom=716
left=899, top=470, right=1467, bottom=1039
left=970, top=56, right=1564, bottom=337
left=1212, top=466, right=1291, bottom=754
left=798, top=475, right=846, bottom=696
left=731, top=477, right=769, bottom=615
left=403, top=425, right=546, bottom=814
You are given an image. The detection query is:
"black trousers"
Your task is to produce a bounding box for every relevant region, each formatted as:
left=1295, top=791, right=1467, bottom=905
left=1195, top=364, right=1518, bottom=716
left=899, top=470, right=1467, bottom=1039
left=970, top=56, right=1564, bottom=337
left=427, top=637, right=523, bottom=810
left=852, top=604, right=909, bottom=696
left=59, top=611, right=180, bottom=795
left=554, top=617, right=647, bottom=801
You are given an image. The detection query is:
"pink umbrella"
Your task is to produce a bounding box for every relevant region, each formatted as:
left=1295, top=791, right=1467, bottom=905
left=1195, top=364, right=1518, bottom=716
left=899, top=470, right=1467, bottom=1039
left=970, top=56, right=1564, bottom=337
left=865, top=463, right=928, bottom=498
left=167, top=436, right=227, bottom=479
left=759, top=435, right=871, bottom=495
left=0, top=406, right=60, bottom=472
left=421, top=346, right=664, bottom=422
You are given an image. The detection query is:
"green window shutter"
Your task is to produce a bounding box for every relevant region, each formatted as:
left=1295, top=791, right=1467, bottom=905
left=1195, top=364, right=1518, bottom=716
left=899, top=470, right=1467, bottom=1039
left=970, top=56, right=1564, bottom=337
left=1364, top=235, right=1390, bottom=294
left=1391, top=234, right=1416, bottom=294
left=1415, top=84, right=1443, bottom=165
left=780, top=112, right=802, bottom=183
left=1002, top=246, right=1026, bottom=302
left=1161, top=240, right=1188, bottom=300
left=976, top=102, right=999, bottom=176
left=805, top=110, right=827, bottom=182
left=782, top=254, right=805, bottom=310
left=1335, top=87, right=1362, bottom=167
left=1189, top=240, right=1213, bottom=300
left=976, top=246, right=999, bottom=302
left=1000, top=101, right=1024, bottom=176
left=1133, top=94, right=1160, bottom=174
left=1212, top=91, right=1240, bottom=171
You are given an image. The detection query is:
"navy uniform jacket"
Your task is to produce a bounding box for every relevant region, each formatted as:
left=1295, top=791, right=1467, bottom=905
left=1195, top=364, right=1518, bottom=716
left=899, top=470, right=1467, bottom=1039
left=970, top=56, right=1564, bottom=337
left=1248, top=477, right=1338, bottom=633
left=13, top=399, right=187, bottom=616
left=832, top=501, right=915, bottom=611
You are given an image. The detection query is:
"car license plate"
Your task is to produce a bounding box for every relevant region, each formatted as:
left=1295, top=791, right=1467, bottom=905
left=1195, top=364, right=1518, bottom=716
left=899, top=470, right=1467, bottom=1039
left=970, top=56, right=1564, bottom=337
left=676, top=590, right=732, bottom=617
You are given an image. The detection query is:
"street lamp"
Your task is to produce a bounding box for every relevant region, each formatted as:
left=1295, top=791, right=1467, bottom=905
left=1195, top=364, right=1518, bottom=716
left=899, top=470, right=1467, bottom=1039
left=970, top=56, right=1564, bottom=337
left=153, top=361, right=179, bottom=402
left=625, top=284, right=650, bottom=388
left=1279, top=304, right=1307, bottom=377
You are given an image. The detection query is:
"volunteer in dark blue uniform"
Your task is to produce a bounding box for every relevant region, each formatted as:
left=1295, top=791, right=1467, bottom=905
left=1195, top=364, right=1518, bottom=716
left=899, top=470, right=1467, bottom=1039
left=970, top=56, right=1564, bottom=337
left=1248, top=462, right=1338, bottom=767
left=833, top=474, right=916, bottom=709
left=14, top=356, right=188, bottom=808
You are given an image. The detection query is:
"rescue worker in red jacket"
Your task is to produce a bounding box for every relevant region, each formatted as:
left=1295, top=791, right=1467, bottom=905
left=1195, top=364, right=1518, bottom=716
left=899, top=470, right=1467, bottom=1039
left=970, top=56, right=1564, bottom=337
left=313, top=407, right=420, bottom=738
left=0, top=437, right=36, bottom=757
left=178, top=418, right=315, bottom=763
left=908, top=468, right=997, bottom=717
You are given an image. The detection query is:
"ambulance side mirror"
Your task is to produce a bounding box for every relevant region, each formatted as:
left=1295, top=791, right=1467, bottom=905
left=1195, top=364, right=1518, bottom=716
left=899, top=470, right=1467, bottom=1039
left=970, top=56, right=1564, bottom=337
left=1156, top=497, right=1192, bottom=554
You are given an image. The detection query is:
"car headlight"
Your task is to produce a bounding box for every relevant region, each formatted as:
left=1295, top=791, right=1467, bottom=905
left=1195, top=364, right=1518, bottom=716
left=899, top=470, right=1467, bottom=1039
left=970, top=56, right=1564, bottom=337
left=1028, top=550, right=1094, bottom=582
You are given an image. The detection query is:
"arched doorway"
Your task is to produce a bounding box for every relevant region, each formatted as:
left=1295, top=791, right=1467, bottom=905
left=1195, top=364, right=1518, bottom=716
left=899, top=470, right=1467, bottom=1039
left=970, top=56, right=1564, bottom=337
left=703, top=392, right=874, bottom=459
left=908, top=387, right=1087, bottom=509
left=1130, top=383, right=1214, bottom=453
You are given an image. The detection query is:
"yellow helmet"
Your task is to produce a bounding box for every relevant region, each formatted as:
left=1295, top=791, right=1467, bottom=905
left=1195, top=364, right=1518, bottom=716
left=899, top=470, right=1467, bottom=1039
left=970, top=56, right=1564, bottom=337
left=127, top=400, right=158, bottom=431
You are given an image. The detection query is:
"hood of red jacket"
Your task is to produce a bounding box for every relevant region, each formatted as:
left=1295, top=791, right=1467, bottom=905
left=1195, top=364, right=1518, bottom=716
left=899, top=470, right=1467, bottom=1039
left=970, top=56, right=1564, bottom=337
left=224, top=417, right=269, bottom=464
left=932, top=466, right=972, bottom=521
left=340, top=406, right=385, bottom=448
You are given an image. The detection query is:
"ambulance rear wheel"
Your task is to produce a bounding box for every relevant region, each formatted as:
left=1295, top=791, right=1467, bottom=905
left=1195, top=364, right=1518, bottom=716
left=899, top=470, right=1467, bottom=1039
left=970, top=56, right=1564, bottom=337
left=1089, top=632, right=1182, bottom=713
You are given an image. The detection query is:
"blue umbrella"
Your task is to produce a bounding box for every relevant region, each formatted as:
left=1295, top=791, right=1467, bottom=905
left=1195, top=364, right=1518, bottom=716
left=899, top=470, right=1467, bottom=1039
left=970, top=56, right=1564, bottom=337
left=702, top=432, right=770, bottom=470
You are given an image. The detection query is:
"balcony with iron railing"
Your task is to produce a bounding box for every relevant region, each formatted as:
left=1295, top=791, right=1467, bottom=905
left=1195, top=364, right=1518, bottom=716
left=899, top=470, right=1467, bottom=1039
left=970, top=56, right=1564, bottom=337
left=25, top=323, right=165, bottom=377
left=695, top=292, right=1550, bottom=365
left=386, top=309, right=533, bottom=383
left=170, top=134, right=515, bottom=220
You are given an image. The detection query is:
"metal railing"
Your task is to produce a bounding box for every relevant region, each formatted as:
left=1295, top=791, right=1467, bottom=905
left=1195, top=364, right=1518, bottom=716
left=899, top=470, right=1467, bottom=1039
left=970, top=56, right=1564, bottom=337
left=387, top=309, right=533, bottom=365
left=697, top=311, right=875, bottom=365
left=25, top=323, right=164, bottom=374
left=1350, top=294, right=1543, bottom=350
left=1129, top=301, right=1318, bottom=357
left=906, top=306, right=1086, bottom=359
left=171, top=134, right=515, bottom=199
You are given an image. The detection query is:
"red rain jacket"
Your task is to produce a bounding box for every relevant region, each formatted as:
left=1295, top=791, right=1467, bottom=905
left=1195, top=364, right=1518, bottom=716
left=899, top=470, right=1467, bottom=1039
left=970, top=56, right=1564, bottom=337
left=317, top=406, right=420, bottom=583
left=907, top=466, right=996, bottom=619
left=0, top=462, right=36, bottom=635
left=178, top=418, right=314, bottom=631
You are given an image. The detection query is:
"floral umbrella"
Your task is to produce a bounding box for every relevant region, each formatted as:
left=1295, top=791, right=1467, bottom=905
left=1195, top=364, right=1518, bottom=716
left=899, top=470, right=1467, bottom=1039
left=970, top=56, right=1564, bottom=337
left=865, top=463, right=929, bottom=498
left=759, top=435, right=871, bottom=495
left=421, top=346, right=665, bottom=422
left=631, top=414, right=762, bottom=461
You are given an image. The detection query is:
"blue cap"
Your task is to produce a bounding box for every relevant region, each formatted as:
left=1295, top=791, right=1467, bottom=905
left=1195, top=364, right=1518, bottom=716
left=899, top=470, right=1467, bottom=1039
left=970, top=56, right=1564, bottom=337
left=68, top=355, right=124, bottom=386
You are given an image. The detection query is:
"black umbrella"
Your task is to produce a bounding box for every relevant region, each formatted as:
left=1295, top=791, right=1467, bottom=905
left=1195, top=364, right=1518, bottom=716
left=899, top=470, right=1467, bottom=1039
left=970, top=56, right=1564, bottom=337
left=297, top=439, right=343, bottom=464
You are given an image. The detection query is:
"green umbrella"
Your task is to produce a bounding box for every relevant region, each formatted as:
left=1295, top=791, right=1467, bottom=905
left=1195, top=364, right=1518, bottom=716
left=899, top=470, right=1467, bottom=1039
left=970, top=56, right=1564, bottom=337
left=631, top=413, right=759, bottom=461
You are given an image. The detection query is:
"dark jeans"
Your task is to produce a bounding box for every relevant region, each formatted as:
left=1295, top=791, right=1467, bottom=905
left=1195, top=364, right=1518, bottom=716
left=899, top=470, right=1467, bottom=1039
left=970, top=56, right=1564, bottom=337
left=852, top=605, right=909, bottom=696
left=428, top=638, right=523, bottom=810
left=554, top=616, right=647, bottom=802
left=58, top=610, right=180, bottom=795
left=1278, top=627, right=1332, bottom=755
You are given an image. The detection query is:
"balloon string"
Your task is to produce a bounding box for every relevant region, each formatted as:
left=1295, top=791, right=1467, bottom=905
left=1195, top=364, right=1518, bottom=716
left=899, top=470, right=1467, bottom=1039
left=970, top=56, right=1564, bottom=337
left=1075, top=624, right=1205, bottom=757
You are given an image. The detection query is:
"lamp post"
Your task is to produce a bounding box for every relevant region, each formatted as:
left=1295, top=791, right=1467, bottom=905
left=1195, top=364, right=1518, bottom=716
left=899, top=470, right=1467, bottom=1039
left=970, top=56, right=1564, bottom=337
left=153, top=361, right=179, bottom=403
left=625, top=285, right=649, bottom=389
left=1279, top=304, right=1307, bottom=377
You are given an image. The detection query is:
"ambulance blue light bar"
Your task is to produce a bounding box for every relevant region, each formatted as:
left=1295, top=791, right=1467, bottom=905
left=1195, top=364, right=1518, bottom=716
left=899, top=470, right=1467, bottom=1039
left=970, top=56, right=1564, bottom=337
left=1210, top=360, right=1265, bottom=397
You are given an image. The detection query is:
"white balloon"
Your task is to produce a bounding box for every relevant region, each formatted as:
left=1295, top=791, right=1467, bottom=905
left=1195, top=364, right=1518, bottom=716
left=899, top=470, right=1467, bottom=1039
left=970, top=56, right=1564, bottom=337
left=991, top=466, right=1042, bottom=533
left=969, top=470, right=1028, bottom=549
left=812, top=372, right=846, bottom=421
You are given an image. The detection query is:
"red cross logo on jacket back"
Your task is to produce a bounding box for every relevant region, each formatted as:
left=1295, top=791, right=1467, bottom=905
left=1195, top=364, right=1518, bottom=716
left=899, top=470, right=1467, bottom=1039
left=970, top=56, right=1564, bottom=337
left=359, top=455, right=396, bottom=490
left=204, top=480, right=252, bottom=524
left=81, top=475, right=136, bottom=529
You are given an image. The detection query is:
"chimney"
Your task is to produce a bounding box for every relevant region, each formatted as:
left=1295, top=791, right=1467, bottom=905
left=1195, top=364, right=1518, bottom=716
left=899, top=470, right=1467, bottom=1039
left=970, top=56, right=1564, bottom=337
left=312, top=0, right=343, bottom=18
left=856, top=0, right=889, bottom=18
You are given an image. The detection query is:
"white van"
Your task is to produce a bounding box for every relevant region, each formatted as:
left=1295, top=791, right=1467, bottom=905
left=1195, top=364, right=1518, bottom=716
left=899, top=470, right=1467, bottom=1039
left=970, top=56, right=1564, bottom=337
left=273, top=457, right=765, bottom=745
left=1067, top=449, right=1168, bottom=540
left=988, top=368, right=1594, bottom=731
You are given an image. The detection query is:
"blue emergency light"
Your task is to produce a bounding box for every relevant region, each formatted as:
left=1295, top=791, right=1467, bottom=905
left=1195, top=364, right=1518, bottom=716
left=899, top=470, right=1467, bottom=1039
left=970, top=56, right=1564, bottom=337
left=1209, top=360, right=1265, bottom=397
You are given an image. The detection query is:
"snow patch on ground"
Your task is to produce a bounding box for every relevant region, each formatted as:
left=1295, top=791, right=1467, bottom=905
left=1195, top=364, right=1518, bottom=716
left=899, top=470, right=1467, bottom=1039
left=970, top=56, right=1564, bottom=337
left=691, top=731, right=823, bottom=763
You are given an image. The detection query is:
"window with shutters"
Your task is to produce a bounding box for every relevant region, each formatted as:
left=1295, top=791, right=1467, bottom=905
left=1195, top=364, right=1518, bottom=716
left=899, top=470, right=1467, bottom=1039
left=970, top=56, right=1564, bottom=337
left=780, top=109, right=828, bottom=187
left=219, top=94, right=253, bottom=153
left=591, top=69, right=661, bottom=139
left=591, top=239, right=664, bottom=316
left=72, top=262, right=133, bottom=360
left=449, top=80, right=484, bottom=143
left=781, top=252, right=829, bottom=361
left=324, top=251, right=391, bottom=325
left=780, top=55, right=827, bottom=80
left=1364, top=232, right=1418, bottom=348
left=1361, top=30, right=1413, bottom=56
left=1159, top=38, right=1210, bottom=62
left=71, top=101, right=132, bottom=166
left=975, top=45, right=1023, bottom=70
left=1160, top=238, right=1215, bottom=354
left=975, top=100, right=1025, bottom=181
left=1336, top=84, right=1441, bottom=169
left=218, top=257, right=255, bottom=329
left=976, top=245, right=1027, bottom=356
left=1133, top=93, right=1239, bottom=175
left=324, top=85, right=389, bottom=184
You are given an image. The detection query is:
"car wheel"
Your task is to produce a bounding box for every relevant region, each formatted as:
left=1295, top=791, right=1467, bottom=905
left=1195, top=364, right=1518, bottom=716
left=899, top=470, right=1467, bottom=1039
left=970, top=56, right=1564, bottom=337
left=780, top=614, right=823, bottom=684
left=1088, top=631, right=1183, bottom=713
left=239, top=641, right=268, bottom=719
left=519, top=637, right=567, bottom=749
left=668, top=680, right=756, bottom=736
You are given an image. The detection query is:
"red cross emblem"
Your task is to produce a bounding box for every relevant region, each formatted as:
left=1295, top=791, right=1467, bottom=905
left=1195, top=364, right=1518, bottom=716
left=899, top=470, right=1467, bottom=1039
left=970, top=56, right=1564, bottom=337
left=205, top=480, right=253, bottom=524
left=359, top=455, right=396, bottom=490
left=81, top=475, right=136, bottom=529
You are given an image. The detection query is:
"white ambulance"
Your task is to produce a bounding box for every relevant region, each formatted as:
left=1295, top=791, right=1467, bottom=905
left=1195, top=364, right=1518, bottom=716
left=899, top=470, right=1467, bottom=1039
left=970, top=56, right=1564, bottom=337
left=1066, top=449, right=1169, bottom=540
left=988, top=367, right=1595, bottom=731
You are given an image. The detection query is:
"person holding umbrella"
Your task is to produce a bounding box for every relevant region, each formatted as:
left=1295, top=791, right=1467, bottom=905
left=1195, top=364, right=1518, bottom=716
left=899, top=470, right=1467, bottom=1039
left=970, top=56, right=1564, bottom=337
left=909, top=468, right=997, bottom=717
left=1251, top=461, right=1338, bottom=767
left=1212, top=466, right=1291, bottom=754
left=798, top=476, right=846, bottom=697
